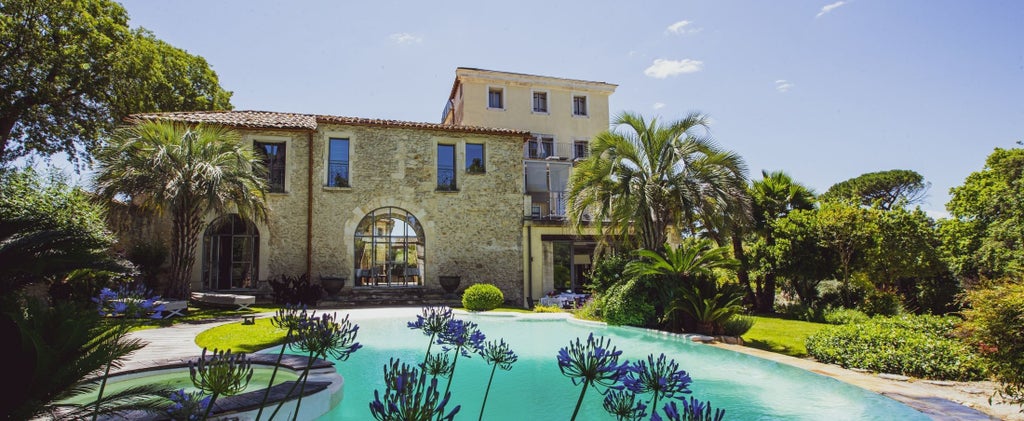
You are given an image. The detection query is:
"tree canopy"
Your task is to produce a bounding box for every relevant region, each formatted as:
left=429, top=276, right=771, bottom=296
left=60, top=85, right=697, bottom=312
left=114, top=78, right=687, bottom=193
left=820, top=169, right=929, bottom=210
left=0, top=0, right=232, bottom=165
left=943, top=148, right=1024, bottom=281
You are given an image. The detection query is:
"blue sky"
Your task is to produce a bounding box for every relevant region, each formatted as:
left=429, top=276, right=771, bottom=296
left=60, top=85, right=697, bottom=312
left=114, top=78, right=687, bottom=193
left=97, top=1, right=1024, bottom=217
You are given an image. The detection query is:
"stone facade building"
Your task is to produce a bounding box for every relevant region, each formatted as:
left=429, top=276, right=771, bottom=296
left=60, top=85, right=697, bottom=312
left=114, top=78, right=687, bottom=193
left=138, top=68, right=616, bottom=307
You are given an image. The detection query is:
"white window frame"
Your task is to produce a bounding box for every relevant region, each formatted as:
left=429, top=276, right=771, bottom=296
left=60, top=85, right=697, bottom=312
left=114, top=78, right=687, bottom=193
left=250, top=135, right=291, bottom=194
left=324, top=131, right=354, bottom=189
left=531, top=89, right=550, bottom=114
left=572, top=94, right=589, bottom=117
left=487, top=86, right=505, bottom=110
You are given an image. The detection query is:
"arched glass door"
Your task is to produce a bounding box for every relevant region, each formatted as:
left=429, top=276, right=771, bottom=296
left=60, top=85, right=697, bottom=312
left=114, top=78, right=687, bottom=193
left=202, top=214, right=259, bottom=290
left=354, top=207, right=424, bottom=287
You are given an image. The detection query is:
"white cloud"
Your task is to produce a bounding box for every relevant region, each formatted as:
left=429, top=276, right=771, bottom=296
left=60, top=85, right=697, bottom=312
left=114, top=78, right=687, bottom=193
left=775, top=79, right=794, bottom=93
left=816, top=1, right=846, bottom=18
left=653, top=102, right=666, bottom=110
left=390, top=33, right=422, bottom=44
left=665, top=20, right=702, bottom=35
left=644, top=59, right=704, bottom=78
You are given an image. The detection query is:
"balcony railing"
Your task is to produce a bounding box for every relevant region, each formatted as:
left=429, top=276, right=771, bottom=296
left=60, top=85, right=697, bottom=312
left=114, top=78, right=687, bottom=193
left=524, top=142, right=574, bottom=160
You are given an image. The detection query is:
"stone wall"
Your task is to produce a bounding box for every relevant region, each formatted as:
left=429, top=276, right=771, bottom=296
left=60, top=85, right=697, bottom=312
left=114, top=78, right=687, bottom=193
left=192, top=124, right=526, bottom=304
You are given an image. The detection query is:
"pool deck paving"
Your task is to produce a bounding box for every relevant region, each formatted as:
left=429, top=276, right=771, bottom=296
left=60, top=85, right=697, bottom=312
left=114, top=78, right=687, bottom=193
left=119, top=308, right=1022, bottom=421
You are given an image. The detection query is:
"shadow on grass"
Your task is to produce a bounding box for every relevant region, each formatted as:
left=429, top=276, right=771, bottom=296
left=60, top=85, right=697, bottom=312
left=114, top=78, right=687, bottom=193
left=742, top=338, right=808, bottom=358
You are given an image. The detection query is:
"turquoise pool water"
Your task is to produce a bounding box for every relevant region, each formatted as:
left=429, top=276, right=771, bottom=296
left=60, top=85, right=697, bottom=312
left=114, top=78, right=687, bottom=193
left=304, top=310, right=929, bottom=421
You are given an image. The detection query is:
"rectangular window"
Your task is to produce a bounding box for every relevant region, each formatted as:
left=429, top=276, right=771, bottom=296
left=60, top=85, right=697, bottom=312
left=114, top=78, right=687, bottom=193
left=437, top=144, right=456, bottom=191
left=466, top=143, right=485, bottom=173
left=488, top=87, right=504, bottom=109
left=532, top=91, right=548, bottom=113
left=328, top=138, right=350, bottom=187
left=573, top=95, right=588, bottom=116
left=254, top=141, right=286, bottom=192
left=574, top=140, right=589, bottom=160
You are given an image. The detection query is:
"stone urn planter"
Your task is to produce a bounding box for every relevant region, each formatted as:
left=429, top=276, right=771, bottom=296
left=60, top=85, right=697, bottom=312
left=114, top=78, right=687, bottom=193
left=320, top=276, right=346, bottom=299
left=439, top=276, right=461, bottom=295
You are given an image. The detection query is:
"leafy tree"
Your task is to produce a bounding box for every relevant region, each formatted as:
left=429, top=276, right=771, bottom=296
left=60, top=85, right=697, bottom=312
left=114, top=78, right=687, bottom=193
left=769, top=208, right=835, bottom=307
left=820, top=169, right=929, bottom=210
left=568, top=111, right=748, bottom=253
left=943, top=148, right=1024, bottom=282
left=745, top=170, right=815, bottom=312
left=0, top=0, right=232, bottom=164
left=814, top=202, right=874, bottom=307
left=93, top=121, right=268, bottom=299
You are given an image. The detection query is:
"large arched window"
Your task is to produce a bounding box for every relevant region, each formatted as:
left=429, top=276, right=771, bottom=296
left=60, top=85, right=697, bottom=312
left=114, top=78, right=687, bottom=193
left=202, top=214, right=259, bottom=290
left=354, top=207, right=424, bottom=287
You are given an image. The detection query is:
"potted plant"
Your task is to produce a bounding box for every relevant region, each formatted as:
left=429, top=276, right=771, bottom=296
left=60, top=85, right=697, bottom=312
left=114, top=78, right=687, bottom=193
left=319, top=275, right=346, bottom=298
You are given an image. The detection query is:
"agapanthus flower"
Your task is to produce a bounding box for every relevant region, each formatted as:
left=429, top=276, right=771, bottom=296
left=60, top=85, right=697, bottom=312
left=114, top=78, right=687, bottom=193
left=369, top=358, right=460, bottom=421
left=93, top=283, right=165, bottom=319
left=478, top=339, right=519, bottom=421
left=408, top=306, right=454, bottom=336
left=557, top=333, right=629, bottom=420
left=661, top=397, right=725, bottom=421
left=621, top=353, right=692, bottom=411
left=602, top=389, right=648, bottom=421
left=292, top=312, right=362, bottom=361
left=437, top=319, right=486, bottom=358
left=166, top=389, right=210, bottom=421
left=557, top=333, right=628, bottom=388
left=421, top=351, right=454, bottom=379
left=189, top=348, right=254, bottom=398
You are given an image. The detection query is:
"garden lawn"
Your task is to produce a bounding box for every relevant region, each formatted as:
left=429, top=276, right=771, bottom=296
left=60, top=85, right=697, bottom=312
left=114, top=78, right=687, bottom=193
left=742, top=316, right=827, bottom=358
left=195, top=317, right=288, bottom=353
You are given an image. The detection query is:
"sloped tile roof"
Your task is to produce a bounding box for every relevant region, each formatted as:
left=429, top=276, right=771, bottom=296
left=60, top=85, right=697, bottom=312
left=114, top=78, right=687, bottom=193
left=130, top=110, right=530, bottom=138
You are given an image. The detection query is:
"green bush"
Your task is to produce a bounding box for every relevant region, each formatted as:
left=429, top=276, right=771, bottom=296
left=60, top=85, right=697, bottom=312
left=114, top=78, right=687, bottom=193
left=858, top=289, right=903, bottom=316
left=573, top=295, right=603, bottom=322
left=462, top=283, right=504, bottom=311
left=775, top=302, right=824, bottom=323
left=822, top=307, right=869, bottom=325
left=960, top=281, right=1024, bottom=407
left=721, top=314, right=756, bottom=337
left=805, top=314, right=986, bottom=381
left=603, top=278, right=654, bottom=327
left=532, top=304, right=563, bottom=313
left=587, top=253, right=632, bottom=294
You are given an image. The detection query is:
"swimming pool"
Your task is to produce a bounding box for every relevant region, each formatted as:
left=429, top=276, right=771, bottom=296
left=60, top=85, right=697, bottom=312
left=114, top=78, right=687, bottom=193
left=298, top=308, right=929, bottom=421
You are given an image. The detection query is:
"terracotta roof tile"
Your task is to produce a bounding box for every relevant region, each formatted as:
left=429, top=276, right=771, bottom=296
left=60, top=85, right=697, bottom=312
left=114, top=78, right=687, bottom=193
left=129, top=110, right=530, bottom=138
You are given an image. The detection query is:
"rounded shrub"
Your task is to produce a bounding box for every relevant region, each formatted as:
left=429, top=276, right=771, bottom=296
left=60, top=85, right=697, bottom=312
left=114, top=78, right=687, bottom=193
left=462, top=283, right=504, bottom=311
left=822, top=307, right=870, bottom=325
left=603, top=278, right=654, bottom=327
left=721, top=314, right=756, bottom=337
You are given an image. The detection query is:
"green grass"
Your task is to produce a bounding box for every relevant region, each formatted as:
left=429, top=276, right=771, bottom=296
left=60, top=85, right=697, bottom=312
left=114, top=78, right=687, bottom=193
left=195, top=317, right=288, bottom=353
left=741, top=315, right=828, bottom=358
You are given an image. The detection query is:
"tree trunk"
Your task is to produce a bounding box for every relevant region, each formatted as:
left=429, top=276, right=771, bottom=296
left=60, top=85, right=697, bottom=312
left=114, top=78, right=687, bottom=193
left=758, top=272, right=777, bottom=313
left=732, top=234, right=755, bottom=306
left=168, top=206, right=203, bottom=299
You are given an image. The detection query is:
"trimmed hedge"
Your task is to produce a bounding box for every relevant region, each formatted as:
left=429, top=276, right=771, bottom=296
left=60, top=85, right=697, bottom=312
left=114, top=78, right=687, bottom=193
left=805, top=314, right=986, bottom=381
left=462, top=283, right=504, bottom=311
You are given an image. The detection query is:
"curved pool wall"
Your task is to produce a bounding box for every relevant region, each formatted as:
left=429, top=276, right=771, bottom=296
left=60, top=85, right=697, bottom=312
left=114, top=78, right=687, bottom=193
left=66, top=354, right=344, bottom=421
left=307, top=309, right=930, bottom=421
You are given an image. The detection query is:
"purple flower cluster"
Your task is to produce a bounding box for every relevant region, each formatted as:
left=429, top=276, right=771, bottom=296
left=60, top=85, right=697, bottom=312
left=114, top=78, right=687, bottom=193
left=93, top=283, right=165, bottom=319
left=369, top=358, right=461, bottom=421
left=557, top=333, right=629, bottom=389
left=293, top=312, right=362, bottom=361
left=166, top=389, right=210, bottom=421
left=658, top=397, right=726, bottom=421
left=557, top=334, right=725, bottom=421
left=437, top=319, right=486, bottom=358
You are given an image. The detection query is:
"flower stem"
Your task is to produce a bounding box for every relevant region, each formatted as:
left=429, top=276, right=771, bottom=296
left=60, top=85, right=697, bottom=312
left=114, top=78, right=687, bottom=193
left=443, top=351, right=460, bottom=398
left=570, top=379, right=590, bottom=421
left=90, top=361, right=113, bottom=421
left=201, top=391, right=220, bottom=421
left=254, top=334, right=290, bottom=421
left=268, top=351, right=313, bottom=420
left=478, top=363, right=498, bottom=421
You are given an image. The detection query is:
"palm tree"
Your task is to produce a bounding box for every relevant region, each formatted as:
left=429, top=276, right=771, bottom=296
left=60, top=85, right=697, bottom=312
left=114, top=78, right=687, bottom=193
left=748, top=170, right=815, bottom=312
left=94, top=120, right=268, bottom=299
left=568, top=111, right=748, bottom=254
